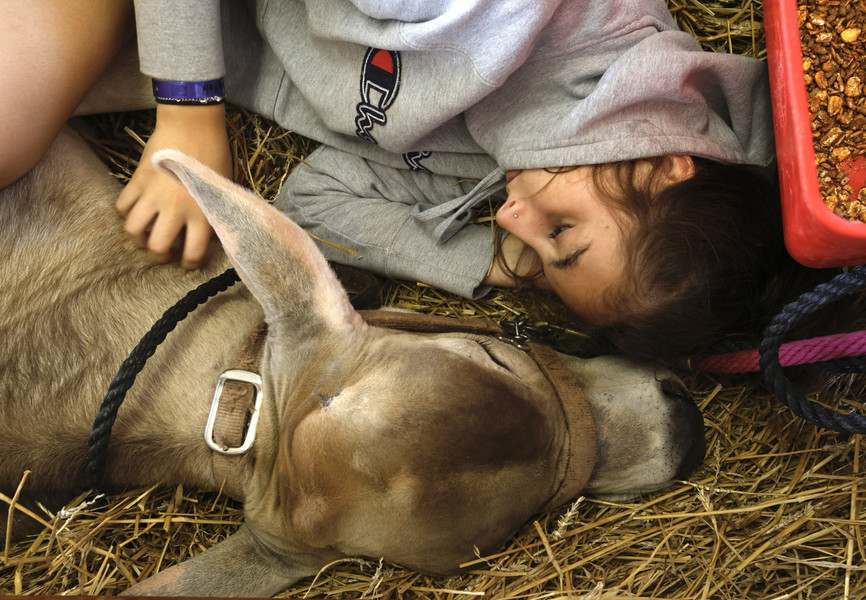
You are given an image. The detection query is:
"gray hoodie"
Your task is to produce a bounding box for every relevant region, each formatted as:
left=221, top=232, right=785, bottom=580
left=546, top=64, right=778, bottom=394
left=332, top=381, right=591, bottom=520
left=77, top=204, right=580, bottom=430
left=134, top=0, right=775, bottom=297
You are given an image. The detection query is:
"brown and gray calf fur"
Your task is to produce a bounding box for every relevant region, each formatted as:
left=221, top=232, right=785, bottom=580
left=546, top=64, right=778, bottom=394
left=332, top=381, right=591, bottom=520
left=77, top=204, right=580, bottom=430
left=0, top=126, right=704, bottom=596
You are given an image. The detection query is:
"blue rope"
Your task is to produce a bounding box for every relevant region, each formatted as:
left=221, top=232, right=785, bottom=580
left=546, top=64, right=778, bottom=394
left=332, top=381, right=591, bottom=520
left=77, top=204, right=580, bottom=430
left=759, top=264, right=866, bottom=434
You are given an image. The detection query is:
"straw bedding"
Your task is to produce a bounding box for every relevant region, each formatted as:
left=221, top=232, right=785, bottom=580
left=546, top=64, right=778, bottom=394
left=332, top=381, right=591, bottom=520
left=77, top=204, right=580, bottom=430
left=3, top=1, right=865, bottom=598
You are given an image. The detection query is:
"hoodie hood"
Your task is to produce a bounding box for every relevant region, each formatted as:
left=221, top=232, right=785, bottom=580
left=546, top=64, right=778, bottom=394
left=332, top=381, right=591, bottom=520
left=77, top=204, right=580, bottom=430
left=466, top=5, right=774, bottom=169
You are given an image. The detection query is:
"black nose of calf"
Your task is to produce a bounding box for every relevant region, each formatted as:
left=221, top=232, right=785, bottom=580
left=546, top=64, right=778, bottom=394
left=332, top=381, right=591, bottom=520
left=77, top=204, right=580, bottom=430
left=660, top=377, right=706, bottom=480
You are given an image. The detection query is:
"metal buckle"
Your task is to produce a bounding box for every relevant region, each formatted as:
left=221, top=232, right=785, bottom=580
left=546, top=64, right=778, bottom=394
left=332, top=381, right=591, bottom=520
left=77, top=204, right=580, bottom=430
left=496, top=318, right=535, bottom=351
left=204, top=369, right=263, bottom=455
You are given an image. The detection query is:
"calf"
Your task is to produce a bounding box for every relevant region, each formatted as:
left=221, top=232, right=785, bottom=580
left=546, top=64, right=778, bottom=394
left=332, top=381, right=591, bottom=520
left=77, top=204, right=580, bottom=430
left=0, top=126, right=704, bottom=596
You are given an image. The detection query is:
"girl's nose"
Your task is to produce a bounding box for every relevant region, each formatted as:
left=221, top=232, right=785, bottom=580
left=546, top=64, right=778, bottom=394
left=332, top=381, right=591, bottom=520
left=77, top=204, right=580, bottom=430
left=496, top=196, right=546, bottom=248
left=498, top=197, right=521, bottom=221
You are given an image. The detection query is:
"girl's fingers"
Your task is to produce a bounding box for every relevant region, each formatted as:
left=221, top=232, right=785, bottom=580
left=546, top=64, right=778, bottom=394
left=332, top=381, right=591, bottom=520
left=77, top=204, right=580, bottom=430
left=144, top=210, right=184, bottom=263
left=122, top=196, right=158, bottom=250
left=181, top=218, right=215, bottom=270
left=115, top=178, right=140, bottom=216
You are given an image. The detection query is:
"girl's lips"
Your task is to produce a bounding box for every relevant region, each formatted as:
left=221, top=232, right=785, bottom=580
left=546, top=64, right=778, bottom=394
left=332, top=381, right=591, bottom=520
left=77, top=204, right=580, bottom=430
left=505, top=169, right=522, bottom=183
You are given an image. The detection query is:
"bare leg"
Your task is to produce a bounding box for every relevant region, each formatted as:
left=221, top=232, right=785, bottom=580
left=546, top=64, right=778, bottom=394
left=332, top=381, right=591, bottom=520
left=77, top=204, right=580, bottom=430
left=0, top=0, right=134, bottom=188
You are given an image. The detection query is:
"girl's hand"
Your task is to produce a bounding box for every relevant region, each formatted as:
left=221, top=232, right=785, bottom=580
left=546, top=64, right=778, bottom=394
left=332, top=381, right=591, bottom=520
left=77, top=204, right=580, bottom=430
left=483, top=234, right=550, bottom=289
left=116, top=102, right=231, bottom=269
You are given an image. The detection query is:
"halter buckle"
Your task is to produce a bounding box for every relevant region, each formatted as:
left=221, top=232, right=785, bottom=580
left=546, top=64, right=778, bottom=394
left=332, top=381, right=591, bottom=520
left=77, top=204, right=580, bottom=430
left=204, top=369, right=263, bottom=455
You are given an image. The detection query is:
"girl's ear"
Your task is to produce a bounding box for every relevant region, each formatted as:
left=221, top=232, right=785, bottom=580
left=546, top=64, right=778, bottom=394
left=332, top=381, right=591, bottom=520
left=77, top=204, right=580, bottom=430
left=634, top=155, right=695, bottom=192
left=665, top=155, right=696, bottom=183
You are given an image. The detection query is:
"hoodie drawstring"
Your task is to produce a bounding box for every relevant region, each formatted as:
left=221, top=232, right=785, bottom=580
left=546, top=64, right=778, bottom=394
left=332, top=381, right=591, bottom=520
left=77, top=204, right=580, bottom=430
left=412, top=168, right=506, bottom=242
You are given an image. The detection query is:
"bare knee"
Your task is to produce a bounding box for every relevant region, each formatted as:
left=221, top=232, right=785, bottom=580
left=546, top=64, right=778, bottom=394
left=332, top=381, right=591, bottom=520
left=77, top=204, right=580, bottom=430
left=0, top=116, right=62, bottom=187
left=0, top=0, right=134, bottom=187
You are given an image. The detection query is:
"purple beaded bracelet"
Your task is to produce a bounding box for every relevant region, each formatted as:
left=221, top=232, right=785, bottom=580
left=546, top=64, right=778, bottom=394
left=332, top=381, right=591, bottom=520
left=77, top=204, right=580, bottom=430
left=152, top=78, right=225, bottom=105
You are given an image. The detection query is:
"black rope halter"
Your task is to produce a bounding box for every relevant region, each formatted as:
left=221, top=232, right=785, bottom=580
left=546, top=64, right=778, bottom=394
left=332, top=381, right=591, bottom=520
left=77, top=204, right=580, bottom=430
left=84, top=268, right=240, bottom=489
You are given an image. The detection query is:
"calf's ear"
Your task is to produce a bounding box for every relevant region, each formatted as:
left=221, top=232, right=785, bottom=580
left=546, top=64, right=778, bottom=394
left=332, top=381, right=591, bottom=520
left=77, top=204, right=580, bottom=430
left=152, top=149, right=363, bottom=333
left=121, top=525, right=320, bottom=597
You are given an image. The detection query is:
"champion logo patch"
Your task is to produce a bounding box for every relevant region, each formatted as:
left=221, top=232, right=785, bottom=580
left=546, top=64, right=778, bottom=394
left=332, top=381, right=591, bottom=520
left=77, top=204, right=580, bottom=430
left=355, top=48, right=401, bottom=144
left=355, top=47, right=432, bottom=172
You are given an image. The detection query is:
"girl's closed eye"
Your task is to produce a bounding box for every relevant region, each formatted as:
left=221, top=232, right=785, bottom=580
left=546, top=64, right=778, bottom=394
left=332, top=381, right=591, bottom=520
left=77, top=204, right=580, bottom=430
left=549, top=224, right=571, bottom=239
left=550, top=244, right=589, bottom=270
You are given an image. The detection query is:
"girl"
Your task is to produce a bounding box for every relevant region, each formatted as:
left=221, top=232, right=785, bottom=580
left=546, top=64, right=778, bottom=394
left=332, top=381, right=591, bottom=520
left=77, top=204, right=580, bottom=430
left=1, top=0, right=808, bottom=358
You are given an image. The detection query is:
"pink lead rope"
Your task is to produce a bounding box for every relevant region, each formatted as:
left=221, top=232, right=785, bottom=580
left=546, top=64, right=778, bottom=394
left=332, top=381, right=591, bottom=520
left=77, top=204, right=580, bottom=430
left=688, top=264, right=866, bottom=433
left=691, top=330, right=866, bottom=373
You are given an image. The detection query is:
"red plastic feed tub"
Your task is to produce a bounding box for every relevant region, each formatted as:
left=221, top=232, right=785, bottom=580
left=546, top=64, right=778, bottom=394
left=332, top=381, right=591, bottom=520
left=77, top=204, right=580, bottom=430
left=764, top=0, right=866, bottom=268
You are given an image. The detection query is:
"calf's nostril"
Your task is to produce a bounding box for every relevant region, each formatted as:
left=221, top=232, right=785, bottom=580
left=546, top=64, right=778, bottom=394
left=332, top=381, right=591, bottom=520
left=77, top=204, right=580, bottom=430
left=660, top=378, right=706, bottom=480
left=674, top=416, right=706, bottom=480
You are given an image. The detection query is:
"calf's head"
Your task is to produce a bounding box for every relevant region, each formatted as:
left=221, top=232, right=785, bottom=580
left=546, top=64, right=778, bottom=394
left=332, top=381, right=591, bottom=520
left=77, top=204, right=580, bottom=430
left=124, top=151, right=704, bottom=596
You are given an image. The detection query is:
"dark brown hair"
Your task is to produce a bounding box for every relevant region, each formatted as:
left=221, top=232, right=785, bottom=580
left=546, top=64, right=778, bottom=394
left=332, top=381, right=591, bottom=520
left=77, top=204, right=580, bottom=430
left=498, top=158, right=837, bottom=360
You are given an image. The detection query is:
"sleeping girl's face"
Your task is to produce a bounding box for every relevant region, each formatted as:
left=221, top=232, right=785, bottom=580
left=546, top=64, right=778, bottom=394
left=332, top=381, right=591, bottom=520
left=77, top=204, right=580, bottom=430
left=496, top=167, right=627, bottom=324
